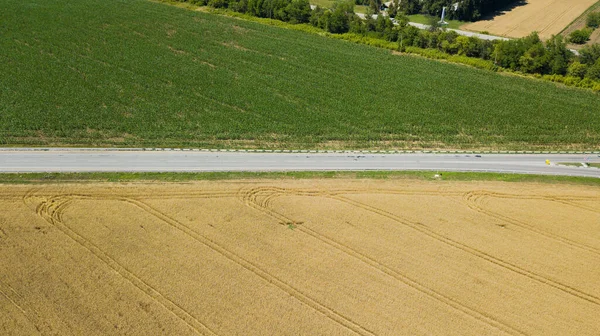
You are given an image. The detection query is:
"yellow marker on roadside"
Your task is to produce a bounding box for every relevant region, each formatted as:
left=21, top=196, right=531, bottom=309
left=545, top=159, right=550, bottom=165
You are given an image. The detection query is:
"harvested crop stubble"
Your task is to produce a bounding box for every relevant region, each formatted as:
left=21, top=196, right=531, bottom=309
left=1, top=179, right=599, bottom=335
left=462, top=0, right=598, bottom=39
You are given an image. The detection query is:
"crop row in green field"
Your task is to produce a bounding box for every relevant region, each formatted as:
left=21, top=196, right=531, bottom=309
left=1, top=0, right=599, bottom=150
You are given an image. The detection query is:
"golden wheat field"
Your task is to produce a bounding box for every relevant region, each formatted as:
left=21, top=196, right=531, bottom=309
left=462, top=0, right=598, bottom=39
left=1, top=179, right=599, bottom=335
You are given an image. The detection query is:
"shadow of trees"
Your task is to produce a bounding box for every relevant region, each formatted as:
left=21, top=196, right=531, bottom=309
left=478, top=0, right=528, bottom=21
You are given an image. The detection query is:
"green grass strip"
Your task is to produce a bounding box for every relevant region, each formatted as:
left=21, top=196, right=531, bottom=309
left=407, top=14, right=466, bottom=30
left=1, top=171, right=599, bottom=186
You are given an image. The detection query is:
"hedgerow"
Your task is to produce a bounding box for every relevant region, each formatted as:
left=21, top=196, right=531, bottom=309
left=196, top=0, right=600, bottom=91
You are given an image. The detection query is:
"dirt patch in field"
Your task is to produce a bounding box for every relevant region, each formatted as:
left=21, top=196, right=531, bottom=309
left=462, top=0, right=599, bottom=39
left=1, top=179, right=599, bottom=335
left=221, top=41, right=249, bottom=51
left=233, top=25, right=250, bottom=34
left=168, top=45, right=188, bottom=55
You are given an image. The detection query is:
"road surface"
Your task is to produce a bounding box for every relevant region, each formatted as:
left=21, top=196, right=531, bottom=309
left=1, top=149, right=599, bottom=177
left=354, top=14, right=509, bottom=41
left=406, top=22, right=509, bottom=41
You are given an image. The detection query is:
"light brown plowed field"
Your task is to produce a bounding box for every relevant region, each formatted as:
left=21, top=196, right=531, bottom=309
left=1, top=180, right=599, bottom=335
left=462, top=0, right=598, bottom=39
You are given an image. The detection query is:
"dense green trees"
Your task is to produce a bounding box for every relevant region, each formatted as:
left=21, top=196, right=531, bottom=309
left=176, top=0, right=311, bottom=23
left=353, top=16, right=600, bottom=81
left=580, top=44, right=600, bottom=65
left=578, top=45, right=600, bottom=80
left=569, top=28, right=593, bottom=44
left=176, top=0, right=600, bottom=88
left=398, top=0, right=421, bottom=15
left=587, top=12, right=600, bottom=29
left=493, top=33, right=571, bottom=75
left=310, top=2, right=355, bottom=33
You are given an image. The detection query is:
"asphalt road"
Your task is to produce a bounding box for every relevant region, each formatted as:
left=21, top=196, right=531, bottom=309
left=354, top=14, right=510, bottom=41
left=1, top=150, right=600, bottom=177
left=406, top=22, right=509, bottom=41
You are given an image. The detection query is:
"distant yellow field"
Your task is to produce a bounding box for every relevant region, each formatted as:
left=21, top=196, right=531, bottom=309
left=462, top=0, right=598, bottom=39
left=1, top=180, right=599, bottom=335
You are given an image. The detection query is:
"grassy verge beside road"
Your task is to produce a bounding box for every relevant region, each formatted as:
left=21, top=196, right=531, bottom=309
left=1, top=171, right=599, bottom=186
left=407, top=14, right=466, bottom=30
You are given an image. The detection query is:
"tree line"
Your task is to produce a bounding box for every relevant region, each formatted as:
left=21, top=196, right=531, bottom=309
left=569, top=11, right=600, bottom=45
left=349, top=0, right=518, bottom=21
left=184, top=0, right=312, bottom=23
left=174, top=0, right=600, bottom=88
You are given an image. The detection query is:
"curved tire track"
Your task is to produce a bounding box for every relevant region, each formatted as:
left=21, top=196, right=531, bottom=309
left=336, top=194, right=600, bottom=307
left=464, top=191, right=600, bottom=256
left=243, top=187, right=600, bottom=307
left=24, top=194, right=218, bottom=336
left=25, top=192, right=372, bottom=336
left=240, top=187, right=526, bottom=336
left=129, top=198, right=375, bottom=336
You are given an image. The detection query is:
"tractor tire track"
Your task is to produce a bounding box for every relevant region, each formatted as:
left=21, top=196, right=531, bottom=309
left=0, top=280, right=44, bottom=334
left=132, top=188, right=461, bottom=201
left=334, top=195, right=600, bottom=307
left=297, top=224, right=525, bottom=336
left=25, top=191, right=373, bottom=336
left=242, top=187, right=599, bottom=305
left=24, top=194, right=217, bottom=336
left=464, top=191, right=600, bottom=256
left=555, top=200, right=600, bottom=215
left=462, top=190, right=599, bottom=202
left=129, top=198, right=374, bottom=336
left=240, top=187, right=526, bottom=336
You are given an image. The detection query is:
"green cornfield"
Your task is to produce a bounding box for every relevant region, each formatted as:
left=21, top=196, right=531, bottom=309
left=1, top=0, right=599, bottom=150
